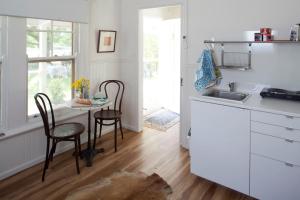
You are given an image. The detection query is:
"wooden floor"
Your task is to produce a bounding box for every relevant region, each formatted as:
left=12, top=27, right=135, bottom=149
left=0, top=125, right=254, bottom=200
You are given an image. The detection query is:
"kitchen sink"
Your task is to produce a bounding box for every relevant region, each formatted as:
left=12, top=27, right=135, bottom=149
left=203, top=90, right=249, bottom=102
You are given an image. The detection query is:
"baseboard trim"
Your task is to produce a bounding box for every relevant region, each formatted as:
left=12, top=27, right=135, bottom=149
left=123, top=124, right=140, bottom=133
left=0, top=127, right=115, bottom=181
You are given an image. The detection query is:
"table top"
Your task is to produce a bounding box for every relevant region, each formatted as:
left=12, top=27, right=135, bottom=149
left=65, top=99, right=112, bottom=111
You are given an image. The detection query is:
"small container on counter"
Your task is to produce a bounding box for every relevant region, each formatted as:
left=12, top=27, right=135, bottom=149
left=290, top=24, right=300, bottom=41
left=260, top=28, right=272, bottom=35
left=260, top=28, right=273, bottom=41
left=254, top=33, right=263, bottom=41
left=262, top=34, right=273, bottom=41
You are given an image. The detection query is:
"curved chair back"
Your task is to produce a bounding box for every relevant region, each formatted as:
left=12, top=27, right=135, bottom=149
left=34, top=93, right=55, bottom=137
left=99, top=80, right=125, bottom=112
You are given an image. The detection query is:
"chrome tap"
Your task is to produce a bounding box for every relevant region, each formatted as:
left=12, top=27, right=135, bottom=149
left=229, top=82, right=236, bottom=92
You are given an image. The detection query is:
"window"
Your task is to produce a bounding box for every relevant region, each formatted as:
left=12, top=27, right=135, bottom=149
left=27, top=19, right=75, bottom=116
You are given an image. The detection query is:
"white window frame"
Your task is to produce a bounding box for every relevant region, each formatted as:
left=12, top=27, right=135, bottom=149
left=26, top=19, right=77, bottom=119
left=0, top=16, right=7, bottom=131
left=0, top=17, right=3, bottom=129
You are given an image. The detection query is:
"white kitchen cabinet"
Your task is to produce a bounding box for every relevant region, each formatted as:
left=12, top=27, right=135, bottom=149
left=251, top=154, right=300, bottom=200
left=251, top=111, right=300, bottom=200
left=190, top=100, right=250, bottom=195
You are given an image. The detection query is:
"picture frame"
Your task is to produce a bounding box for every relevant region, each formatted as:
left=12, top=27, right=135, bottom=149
left=97, top=30, right=117, bottom=53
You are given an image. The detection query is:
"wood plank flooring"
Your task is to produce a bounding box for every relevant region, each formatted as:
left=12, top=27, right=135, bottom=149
left=0, top=125, right=254, bottom=200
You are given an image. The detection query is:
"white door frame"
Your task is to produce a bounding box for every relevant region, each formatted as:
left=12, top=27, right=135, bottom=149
left=138, top=1, right=188, bottom=148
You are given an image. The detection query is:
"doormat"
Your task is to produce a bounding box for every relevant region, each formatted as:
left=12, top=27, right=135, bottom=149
left=66, top=171, right=172, bottom=200
left=144, top=109, right=179, bottom=131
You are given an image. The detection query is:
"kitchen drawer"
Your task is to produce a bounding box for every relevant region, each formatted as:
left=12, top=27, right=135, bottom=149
left=251, top=154, right=300, bottom=200
left=251, top=132, right=300, bottom=166
left=251, top=110, right=300, bottom=129
left=251, top=121, right=300, bottom=142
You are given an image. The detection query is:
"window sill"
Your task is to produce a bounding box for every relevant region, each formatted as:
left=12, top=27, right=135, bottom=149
left=27, top=106, right=74, bottom=121
left=0, top=109, right=87, bottom=141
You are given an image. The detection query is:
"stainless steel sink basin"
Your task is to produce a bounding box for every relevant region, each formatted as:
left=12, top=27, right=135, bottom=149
left=203, top=90, right=249, bottom=102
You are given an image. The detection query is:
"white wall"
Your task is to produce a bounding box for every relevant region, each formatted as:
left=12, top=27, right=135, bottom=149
left=185, top=0, right=300, bottom=148
left=119, top=0, right=300, bottom=148
left=89, top=0, right=120, bottom=95
left=188, top=0, right=300, bottom=91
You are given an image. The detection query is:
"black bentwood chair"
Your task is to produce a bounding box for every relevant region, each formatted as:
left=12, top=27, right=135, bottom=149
left=93, top=80, right=125, bottom=152
left=34, top=93, right=85, bottom=181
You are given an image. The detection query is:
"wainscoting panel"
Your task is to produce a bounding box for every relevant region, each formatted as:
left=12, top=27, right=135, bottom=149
left=90, top=58, right=120, bottom=94
left=0, top=112, right=118, bottom=180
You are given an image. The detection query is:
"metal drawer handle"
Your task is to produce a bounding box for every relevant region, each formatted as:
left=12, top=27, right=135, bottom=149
left=285, top=163, right=294, bottom=167
left=0, top=133, right=5, bottom=137
left=286, top=127, right=294, bottom=131
left=286, top=115, right=294, bottom=119
left=285, top=139, right=294, bottom=143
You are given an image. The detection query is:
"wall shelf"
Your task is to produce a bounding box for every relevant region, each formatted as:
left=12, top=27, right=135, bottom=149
left=204, top=40, right=300, bottom=71
left=204, top=40, right=300, bottom=45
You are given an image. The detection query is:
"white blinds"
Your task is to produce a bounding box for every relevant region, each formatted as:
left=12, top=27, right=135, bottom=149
left=0, top=0, right=89, bottom=23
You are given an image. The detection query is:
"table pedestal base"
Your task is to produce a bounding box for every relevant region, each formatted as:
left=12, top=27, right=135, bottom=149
left=81, top=148, right=104, bottom=167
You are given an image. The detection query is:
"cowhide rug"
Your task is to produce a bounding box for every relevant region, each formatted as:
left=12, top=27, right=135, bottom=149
left=66, top=171, right=172, bottom=200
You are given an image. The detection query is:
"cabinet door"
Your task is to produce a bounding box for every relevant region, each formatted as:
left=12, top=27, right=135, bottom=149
left=190, top=101, right=250, bottom=195
left=251, top=154, right=300, bottom=200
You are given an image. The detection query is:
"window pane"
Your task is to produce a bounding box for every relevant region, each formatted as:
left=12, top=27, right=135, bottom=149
left=27, top=31, right=52, bottom=57
left=53, top=21, right=72, bottom=32
left=28, top=61, right=73, bottom=116
left=53, top=32, right=72, bottom=56
left=27, top=18, right=51, bottom=31
left=27, top=19, right=73, bottom=58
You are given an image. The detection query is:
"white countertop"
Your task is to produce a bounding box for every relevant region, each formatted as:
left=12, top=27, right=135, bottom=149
left=190, top=91, right=300, bottom=118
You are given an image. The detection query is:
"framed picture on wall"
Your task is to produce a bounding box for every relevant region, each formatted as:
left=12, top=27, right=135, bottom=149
left=97, top=30, right=117, bottom=53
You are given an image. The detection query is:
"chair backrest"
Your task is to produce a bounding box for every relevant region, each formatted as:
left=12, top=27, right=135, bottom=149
left=34, top=93, right=55, bottom=137
left=99, top=80, right=125, bottom=112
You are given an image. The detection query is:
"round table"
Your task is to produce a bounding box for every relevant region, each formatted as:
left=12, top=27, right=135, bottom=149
left=66, top=99, right=112, bottom=167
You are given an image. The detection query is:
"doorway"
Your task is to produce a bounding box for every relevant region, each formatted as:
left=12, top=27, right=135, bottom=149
left=141, top=5, right=181, bottom=132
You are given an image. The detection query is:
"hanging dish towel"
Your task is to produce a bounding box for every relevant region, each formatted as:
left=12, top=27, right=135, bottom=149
left=194, top=49, right=221, bottom=91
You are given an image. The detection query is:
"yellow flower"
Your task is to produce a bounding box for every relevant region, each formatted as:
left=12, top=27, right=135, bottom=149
left=72, top=77, right=90, bottom=90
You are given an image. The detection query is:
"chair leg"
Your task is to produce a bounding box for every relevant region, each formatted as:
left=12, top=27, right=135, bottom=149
left=78, top=136, right=82, bottom=159
left=42, top=138, right=50, bottom=182
left=49, top=139, right=57, bottom=161
left=52, top=139, right=57, bottom=156
left=98, top=119, right=103, bottom=138
left=93, top=119, right=98, bottom=149
left=119, top=118, right=124, bottom=140
left=74, top=137, right=80, bottom=174
left=114, top=119, right=117, bottom=152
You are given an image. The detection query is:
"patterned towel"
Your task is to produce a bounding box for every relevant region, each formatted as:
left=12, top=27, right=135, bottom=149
left=194, top=50, right=221, bottom=91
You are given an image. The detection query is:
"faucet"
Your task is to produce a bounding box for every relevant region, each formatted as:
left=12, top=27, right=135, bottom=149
left=229, top=82, right=236, bottom=92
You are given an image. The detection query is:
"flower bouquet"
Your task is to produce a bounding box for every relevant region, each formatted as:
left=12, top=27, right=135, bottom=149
left=72, top=77, right=91, bottom=105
